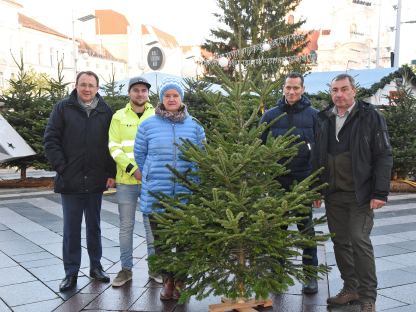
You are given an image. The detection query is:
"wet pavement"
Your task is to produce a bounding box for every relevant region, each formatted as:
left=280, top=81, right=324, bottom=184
left=0, top=185, right=415, bottom=311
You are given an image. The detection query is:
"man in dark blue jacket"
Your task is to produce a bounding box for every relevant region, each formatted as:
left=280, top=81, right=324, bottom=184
left=260, top=72, right=319, bottom=294
left=44, top=71, right=116, bottom=292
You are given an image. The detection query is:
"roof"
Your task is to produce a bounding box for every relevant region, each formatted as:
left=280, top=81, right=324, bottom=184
left=18, top=13, right=67, bottom=39
left=78, top=39, right=125, bottom=62
left=149, top=25, right=179, bottom=49
left=3, top=0, right=22, bottom=8
left=304, top=67, right=399, bottom=94
left=95, top=10, right=129, bottom=35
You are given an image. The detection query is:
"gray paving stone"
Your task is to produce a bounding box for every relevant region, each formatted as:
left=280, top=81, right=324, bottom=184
left=47, top=293, right=97, bottom=312
left=377, top=294, right=410, bottom=311
left=40, top=242, right=62, bottom=258
left=0, top=266, right=35, bottom=287
left=6, top=221, right=48, bottom=234
left=20, top=256, right=61, bottom=269
left=388, top=240, right=416, bottom=252
left=377, top=269, right=416, bottom=289
left=0, top=298, right=12, bottom=312
left=374, top=244, right=411, bottom=258
left=128, top=287, right=177, bottom=311
left=373, top=222, right=416, bottom=236
left=0, top=280, right=58, bottom=307
left=381, top=252, right=416, bottom=267
left=5, top=202, right=63, bottom=228
left=29, top=264, right=65, bottom=282
left=399, top=265, right=416, bottom=274
left=13, top=251, right=56, bottom=263
left=379, top=283, right=416, bottom=305
left=20, top=230, right=62, bottom=245
left=0, top=252, right=17, bottom=269
left=0, top=230, right=22, bottom=242
left=0, top=239, right=43, bottom=256
left=12, top=298, right=63, bottom=312
left=84, top=285, right=145, bottom=310
left=382, top=304, right=416, bottom=311
left=0, top=223, right=8, bottom=231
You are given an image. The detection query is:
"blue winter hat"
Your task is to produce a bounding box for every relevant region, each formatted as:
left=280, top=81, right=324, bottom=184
left=159, top=78, right=184, bottom=103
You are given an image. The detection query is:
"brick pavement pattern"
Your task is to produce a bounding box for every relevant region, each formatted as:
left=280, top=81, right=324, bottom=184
left=0, top=188, right=415, bottom=311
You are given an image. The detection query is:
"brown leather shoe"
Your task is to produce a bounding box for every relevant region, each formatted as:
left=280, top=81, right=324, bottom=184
left=360, top=301, right=376, bottom=312
left=172, top=280, right=184, bottom=300
left=160, top=277, right=174, bottom=300
left=327, top=288, right=359, bottom=305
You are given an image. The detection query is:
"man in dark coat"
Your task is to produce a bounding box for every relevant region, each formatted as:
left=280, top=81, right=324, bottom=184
left=260, top=72, right=319, bottom=294
left=44, top=71, right=116, bottom=292
left=313, top=74, right=393, bottom=312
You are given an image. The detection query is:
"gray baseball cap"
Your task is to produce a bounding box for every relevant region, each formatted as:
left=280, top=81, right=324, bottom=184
left=128, top=76, right=151, bottom=91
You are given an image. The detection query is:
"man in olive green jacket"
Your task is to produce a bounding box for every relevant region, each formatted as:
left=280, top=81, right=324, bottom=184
left=108, top=76, right=158, bottom=286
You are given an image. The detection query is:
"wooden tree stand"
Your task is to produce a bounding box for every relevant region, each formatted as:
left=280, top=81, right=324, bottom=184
left=208, top=298, right=272, bottom=312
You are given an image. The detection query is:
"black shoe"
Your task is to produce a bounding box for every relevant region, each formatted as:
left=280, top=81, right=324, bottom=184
left=59, top=274, right=77, bottom=292
left=302, top=278, right=318, bottom=294
left=90, top=266, right=110, bottom=283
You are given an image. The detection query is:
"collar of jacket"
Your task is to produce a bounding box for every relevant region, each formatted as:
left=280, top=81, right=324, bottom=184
left=318, top=100, right=371, bottom=119
left=68, top=89, right=108, bottom=112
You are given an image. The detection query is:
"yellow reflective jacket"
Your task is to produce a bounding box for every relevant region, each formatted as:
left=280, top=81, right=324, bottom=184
left=108, top=102, right=155, bottom=184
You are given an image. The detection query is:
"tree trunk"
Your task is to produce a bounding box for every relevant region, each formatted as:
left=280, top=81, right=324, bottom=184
left=20, top=166, right=27, bottom=180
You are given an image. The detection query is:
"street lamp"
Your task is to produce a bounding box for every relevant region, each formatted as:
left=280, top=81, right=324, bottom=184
left=72, top=13, right=96, bottom=82
left=392, top=0, right=416, bottom=67
left=393, top=0, right=402, bottom=67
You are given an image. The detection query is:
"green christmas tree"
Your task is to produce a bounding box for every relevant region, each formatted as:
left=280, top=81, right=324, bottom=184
left=202, top=0, right=310, bottom=79
left=0, top=53, right=54, bottom=178
left=384, top=86, right=416, bottom=179
left=150, top=69, right=329, bottom=303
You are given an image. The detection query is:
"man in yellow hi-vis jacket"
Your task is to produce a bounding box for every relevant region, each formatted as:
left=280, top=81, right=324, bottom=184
left=108, top=76, right=158, bottom=287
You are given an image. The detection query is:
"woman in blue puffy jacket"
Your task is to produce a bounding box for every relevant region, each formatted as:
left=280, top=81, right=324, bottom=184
left=134, top=78, right=205, bottom=301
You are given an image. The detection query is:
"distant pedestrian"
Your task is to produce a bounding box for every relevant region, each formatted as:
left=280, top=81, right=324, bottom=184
left=313, top=73, right=393, bottom=312
left=44, top=71, right=116, bottom=292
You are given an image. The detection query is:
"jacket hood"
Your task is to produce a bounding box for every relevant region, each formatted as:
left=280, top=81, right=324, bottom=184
left=277, top=95, right=311, bottom=113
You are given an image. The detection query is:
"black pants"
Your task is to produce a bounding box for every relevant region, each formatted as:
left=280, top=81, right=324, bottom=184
left=61, top=193, right=103, bottom=276
left=279, top=175, right=318, bottom=267
left=326, top=192, right=377, bottom=302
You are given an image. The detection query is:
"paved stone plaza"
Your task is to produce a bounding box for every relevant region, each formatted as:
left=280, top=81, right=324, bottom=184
left=0, top=186, right=415, bottom=311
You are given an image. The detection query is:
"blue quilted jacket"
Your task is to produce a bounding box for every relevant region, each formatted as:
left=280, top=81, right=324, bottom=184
left=134, top=114, right=205, bottom=214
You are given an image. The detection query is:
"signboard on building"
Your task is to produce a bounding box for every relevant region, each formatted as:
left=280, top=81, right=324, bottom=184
left=147, top=47, right=165, bottom=70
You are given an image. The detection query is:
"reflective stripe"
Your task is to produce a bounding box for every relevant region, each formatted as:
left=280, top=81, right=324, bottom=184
left=126, top=152, right=134, bottom=159
left=111, top=149, right=123, bottom=158
left=121, top=140, right=134, bottom=147
left=109, top=141, right=122, bottom=148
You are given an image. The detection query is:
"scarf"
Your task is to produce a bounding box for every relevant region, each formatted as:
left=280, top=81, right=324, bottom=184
left=155, top=103, right=187, bottom=123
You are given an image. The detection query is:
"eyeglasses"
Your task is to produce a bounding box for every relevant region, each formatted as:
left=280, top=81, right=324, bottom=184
left=78, top=83, right=98, bottom=89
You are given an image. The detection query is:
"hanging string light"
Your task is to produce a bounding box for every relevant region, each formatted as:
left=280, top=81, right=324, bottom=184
left=202, top=34, right=308, bottom=67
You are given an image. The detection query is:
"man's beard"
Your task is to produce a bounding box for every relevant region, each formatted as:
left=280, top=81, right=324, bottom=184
left=131, top=99, right=146, bottom=107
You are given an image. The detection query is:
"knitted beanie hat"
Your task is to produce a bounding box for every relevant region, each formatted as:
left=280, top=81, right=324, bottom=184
left=159, top=78, right=184, bottom=103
